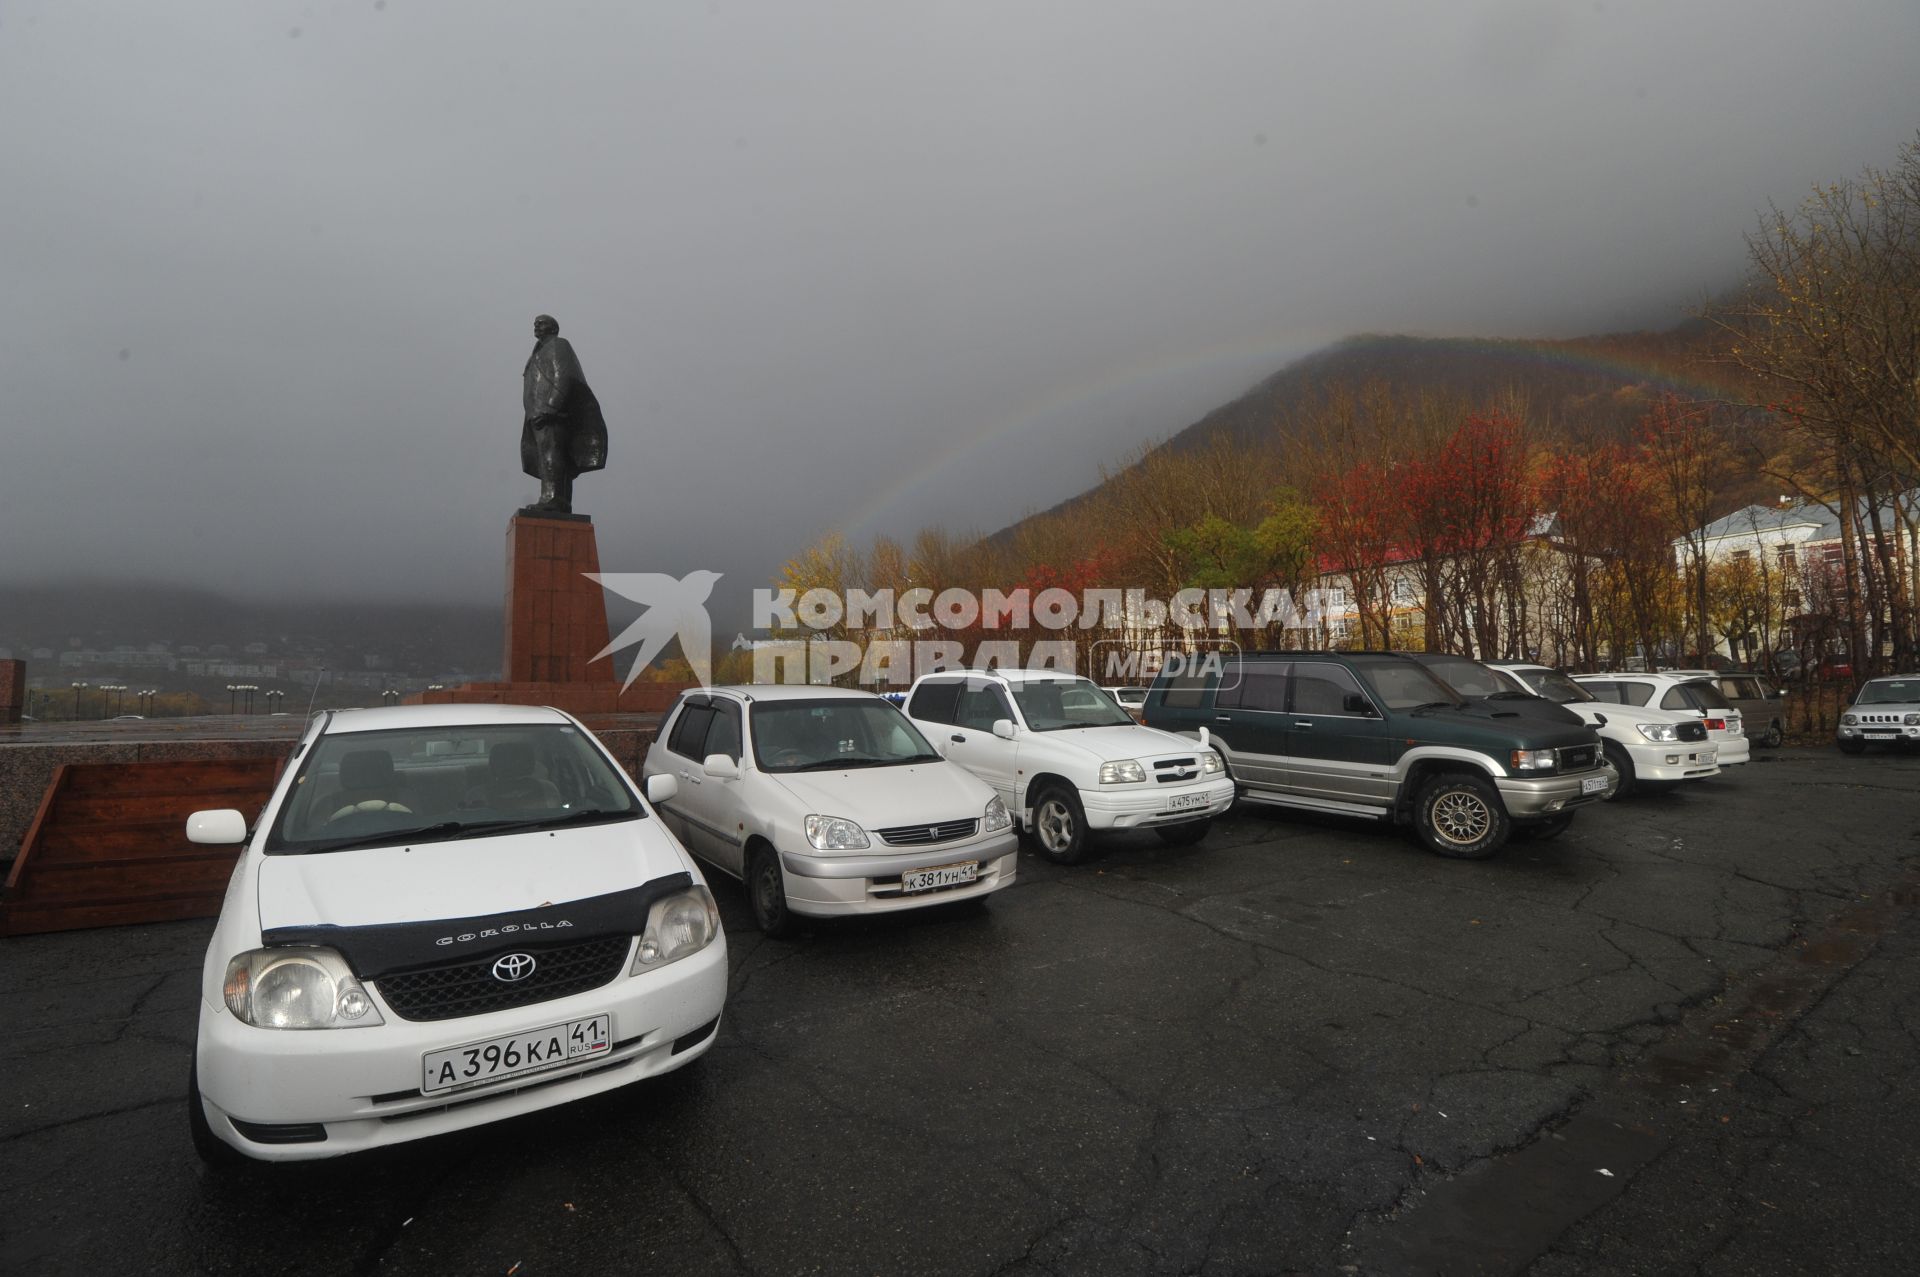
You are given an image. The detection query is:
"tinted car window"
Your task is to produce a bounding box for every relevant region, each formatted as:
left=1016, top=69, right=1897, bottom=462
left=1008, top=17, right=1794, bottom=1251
left=1665, top=681, right=1731, bottom=712
left=667, top=702, right=716, bottom=758
left=954, top=683, right=1012, bottom=731
left=1220, top=665, right=1289, bottom=712
left=1292, top=662, right=1370, bottom=715
left=1160, top=666, right=1214, bottom=709
left=908, top=680, right=961, bottom=724
left=705, top=701, right=742, bottom=762
left=1582, top=681, right=1649, bottom=706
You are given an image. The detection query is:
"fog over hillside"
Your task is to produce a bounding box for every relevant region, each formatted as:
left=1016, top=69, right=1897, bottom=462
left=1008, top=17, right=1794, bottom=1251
left=2, top=1, right=1915, bottom=613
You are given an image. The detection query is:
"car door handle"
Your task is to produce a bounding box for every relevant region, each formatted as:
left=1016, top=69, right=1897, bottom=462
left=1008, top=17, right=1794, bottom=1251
left=679, top=770, right=702, bottom=784
left=1293, top=721, right=1313, bottom=729
left=1215, top=715, right=1233, bottom=722
left=950, top=733, right=967, bottom=743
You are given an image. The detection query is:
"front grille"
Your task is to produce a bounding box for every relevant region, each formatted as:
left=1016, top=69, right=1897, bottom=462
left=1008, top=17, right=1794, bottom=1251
left=374, top=935, right=631, bottom=1022
left=1154, top=756, right=1200, bottom=783
left=875, top=818, right=978, bottom=846
left=1555, top=744, right=1599, bottom=771
left=1860, top=712, right=1907, bottom=724
left=1675, top=720, right=1708, bottom=742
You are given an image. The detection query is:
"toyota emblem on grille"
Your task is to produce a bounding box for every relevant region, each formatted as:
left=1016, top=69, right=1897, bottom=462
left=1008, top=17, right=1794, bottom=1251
left=492, top=952, right=537, bottom=983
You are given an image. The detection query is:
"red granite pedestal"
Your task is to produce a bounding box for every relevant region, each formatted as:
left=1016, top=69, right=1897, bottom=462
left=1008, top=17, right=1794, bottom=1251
left=418, top=515, right=693, bottom=719
left=0, top=659, right=24, bottom=725
left=503, top=515, right=613, bottom=684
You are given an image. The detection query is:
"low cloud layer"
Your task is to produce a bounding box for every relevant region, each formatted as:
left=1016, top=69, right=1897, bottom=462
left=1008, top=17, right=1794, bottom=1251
left=2, top=0, right=1915, bottom=605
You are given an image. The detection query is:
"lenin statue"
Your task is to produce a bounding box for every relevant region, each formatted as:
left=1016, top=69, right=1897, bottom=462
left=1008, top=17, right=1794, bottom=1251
left=519, top=314, right=608, bottom=516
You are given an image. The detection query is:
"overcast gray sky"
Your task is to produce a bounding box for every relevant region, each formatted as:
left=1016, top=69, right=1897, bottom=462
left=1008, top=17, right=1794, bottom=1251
left=2, top=0, right=1915, bottom=609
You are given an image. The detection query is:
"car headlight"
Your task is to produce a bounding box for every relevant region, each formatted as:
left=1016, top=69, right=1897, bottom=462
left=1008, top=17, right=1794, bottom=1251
left=983, top=796, right=1011, bottom=832
left=1099, top=759, right=1147, bottom=785
left=632, top=885, right=720, bottom=972
left=1201, top=751, right=1224, bottom=774
left=222, top=947, right=383, bottom=1029
left=1841, top=713, right=1857, bottom=726
left=1906, top=714, right=1920, bottom=726
left=804, top=813, right=870, bottom=850
left=1634, top=722, right=1679, bottom=743
left=1509, top=749, right=1556, bottom=771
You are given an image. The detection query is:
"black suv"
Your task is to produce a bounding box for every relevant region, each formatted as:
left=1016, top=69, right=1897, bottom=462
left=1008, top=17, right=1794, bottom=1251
left=1144, top=651, right=1616, bottom=858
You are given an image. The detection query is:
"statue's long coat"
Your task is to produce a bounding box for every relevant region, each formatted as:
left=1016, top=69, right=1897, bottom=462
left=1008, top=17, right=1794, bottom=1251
left=520, top=335, right=608, bottom=477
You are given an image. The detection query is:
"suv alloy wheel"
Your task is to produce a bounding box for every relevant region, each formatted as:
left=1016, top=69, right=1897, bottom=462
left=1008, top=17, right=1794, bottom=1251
left=1413, top=772, right=1509, bottom=859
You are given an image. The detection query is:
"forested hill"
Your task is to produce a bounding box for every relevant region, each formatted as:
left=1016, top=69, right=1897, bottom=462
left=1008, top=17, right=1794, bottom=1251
left=992, top=320, right=1754, bottom=540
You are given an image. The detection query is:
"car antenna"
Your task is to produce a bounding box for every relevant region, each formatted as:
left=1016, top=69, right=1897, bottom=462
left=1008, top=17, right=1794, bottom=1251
left=303, top=666, right=328, bottom=718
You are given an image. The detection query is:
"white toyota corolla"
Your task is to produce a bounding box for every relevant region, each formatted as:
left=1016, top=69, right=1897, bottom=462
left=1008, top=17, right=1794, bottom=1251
left=187, top=704, right=726, bottom=1163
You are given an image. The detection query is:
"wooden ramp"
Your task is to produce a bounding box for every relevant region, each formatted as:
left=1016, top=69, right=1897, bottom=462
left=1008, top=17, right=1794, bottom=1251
left=0, top=758, right=281, bottom=936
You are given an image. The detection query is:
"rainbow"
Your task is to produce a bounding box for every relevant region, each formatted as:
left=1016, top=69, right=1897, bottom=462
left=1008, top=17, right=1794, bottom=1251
left=828, top=327, right=1752, bottom=543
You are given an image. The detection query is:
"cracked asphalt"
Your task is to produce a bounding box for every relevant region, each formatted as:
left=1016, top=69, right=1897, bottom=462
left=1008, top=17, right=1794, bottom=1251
left=3, top=748, right=1918, bottom=1275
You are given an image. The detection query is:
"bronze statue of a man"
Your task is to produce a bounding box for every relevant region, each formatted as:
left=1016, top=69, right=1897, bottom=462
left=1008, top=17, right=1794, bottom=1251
left=519, top=315, right=608, bottom=515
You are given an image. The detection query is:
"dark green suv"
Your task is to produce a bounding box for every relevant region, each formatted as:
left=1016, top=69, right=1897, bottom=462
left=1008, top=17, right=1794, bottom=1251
left=1144, top=651, right=1617, bottom=858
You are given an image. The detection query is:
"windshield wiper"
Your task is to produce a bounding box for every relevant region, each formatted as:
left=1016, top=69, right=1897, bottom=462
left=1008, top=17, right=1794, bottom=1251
left=277, top=809, right=637, bottom=855
left=789, top=756, right=900, bottom=771
left=493, top=808, right=640, bottom=832
left=279, top=820, right=493, bottom=856
left=1408, top=700, right=1462, bottom=712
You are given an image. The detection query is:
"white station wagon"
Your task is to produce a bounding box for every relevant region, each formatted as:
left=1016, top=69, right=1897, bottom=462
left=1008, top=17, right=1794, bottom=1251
left=904, top=669, right=1235, bottom=863
left=643, top=686, right=1018, bottom=937
left=187, top=705, right=726, bottom=1163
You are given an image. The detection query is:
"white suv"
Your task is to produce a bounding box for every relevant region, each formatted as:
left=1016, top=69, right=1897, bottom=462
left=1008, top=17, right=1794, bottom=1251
left=643, top=686, right=1017, bottom=937
left=1572, top=672, right=1752, bottom=767
left=1491, top=663, right=1720, bottom=799
left=187, top=705, right=726, bottom=1163
left=904, top=670, right=1236, bottom=863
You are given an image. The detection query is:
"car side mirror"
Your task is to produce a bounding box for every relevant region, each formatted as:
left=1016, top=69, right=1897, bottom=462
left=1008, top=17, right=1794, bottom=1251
left=702, top=754, right=740, bottom=781
left=644, top=774, right=680, bottom=805
left=991, top=718, right=1016, bottom=740
left=1342, top=694, right=1376, bottom=716
left=186, top=809, right=247, bottom=845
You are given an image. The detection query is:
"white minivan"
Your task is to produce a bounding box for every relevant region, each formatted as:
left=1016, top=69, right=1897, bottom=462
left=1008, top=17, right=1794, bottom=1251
left=643, top=686, right=1017, bottom=937
left=188, top=705, right=726, bottom=1163
left=904, top=669, right=1235, bottom=863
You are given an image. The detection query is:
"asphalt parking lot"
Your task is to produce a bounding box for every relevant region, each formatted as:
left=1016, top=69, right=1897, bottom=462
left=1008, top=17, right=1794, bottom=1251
left=4, top=748, right=1919, bottom=1276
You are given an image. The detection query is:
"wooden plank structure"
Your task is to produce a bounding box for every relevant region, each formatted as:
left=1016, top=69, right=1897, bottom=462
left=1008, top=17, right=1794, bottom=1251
left=0, top=758, right=281, bottom=936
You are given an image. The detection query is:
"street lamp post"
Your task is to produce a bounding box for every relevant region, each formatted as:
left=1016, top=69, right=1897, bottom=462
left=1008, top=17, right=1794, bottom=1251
left=72, top=681, right=88, bottom=718
left=227, top=684, right=237, bottom=715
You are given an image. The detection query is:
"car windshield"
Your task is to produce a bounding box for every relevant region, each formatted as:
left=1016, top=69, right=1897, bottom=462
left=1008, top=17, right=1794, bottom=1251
left=1011, top=677, right=1137, bottom=730
left=1417, top=655, right=1520, bottom=699
left=1512, top=668, right=1595, bottom=703
left=1349, top=657, right=1466, bottom=710
left=1857, top=679, right=1918, bottom=705
left=751, top=699, right=940, bottom=771
left=267, top=723, right=638, bottom=854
